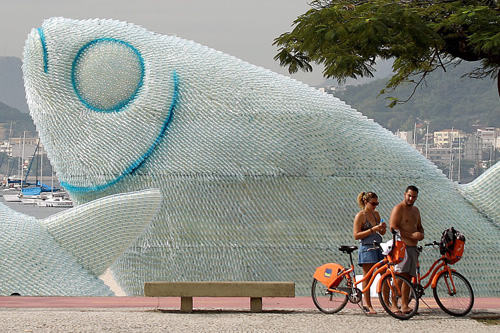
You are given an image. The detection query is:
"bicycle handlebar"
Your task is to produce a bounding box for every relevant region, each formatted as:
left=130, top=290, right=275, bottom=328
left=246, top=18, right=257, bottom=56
left=424, top=241, right=439, bottom=247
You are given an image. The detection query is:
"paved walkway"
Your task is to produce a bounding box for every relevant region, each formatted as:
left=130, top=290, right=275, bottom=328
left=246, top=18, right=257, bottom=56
left=0, top=296, right=498, bottom=311
left=0, top=297, right=497, bottom=332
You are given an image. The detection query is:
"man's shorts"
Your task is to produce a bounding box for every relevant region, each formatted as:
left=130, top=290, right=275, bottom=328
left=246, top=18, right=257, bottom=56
left=395, top=245, right=418, bottom=277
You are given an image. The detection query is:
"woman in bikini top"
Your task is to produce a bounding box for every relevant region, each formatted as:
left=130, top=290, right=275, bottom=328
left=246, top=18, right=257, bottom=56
left=353, top=191, right=387, bottom=314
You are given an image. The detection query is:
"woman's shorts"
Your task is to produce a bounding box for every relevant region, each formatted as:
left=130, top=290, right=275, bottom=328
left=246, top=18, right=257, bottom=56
left=358, top=244, right=384, bottom=266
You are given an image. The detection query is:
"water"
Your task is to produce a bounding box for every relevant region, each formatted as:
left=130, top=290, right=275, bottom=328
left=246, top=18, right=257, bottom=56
left=3, top=200, right=69, bottom=219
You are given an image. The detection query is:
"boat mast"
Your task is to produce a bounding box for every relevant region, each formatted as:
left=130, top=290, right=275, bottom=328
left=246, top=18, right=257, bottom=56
left=40, top=145, right=43, bottom=186
left=425, top=122, right=429, bottom=159
left=20, top=131, right=26, bottom=189
left=51, top=168, right=54, bottom=195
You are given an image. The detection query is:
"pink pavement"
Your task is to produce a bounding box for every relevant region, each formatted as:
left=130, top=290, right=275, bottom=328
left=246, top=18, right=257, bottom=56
left=0, top=297, right=498, bottom=310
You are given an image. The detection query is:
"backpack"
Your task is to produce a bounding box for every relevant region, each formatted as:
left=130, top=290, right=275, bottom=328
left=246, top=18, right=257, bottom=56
left=439, top=227, right=465, bottom=264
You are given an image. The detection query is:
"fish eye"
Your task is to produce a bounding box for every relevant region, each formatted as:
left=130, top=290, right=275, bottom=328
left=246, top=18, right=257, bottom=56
left=71, top=38, right=144, bottom=112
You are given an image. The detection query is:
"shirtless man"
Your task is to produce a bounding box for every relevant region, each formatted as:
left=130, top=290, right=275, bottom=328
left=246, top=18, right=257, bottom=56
left=389, top=185, right=424, bottom=313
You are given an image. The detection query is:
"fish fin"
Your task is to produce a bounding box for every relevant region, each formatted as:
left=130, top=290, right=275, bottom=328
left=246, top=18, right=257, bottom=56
left=459, top=161, right=500, bottom=226
left=41, top=188, right=162, bottom=275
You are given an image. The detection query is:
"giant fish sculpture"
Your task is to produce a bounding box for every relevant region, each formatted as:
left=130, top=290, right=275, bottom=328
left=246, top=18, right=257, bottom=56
left=0, top=189, right=161, bottom=295
left=22, top=17, right=500, bottom=296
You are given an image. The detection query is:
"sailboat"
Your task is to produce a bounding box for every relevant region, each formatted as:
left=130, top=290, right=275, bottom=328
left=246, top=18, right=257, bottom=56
left=37, top=193, right=73, bottom=208
left=3, top=129, right=25, bottom=202
left=35, top=150, right=72, bottom=208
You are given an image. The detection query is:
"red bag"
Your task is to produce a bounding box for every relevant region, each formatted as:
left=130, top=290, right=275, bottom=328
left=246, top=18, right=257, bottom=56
left=440, top=227, right=465, bottom=265
left=388, top=240, right=406, bottom=264
left=445, top=238, right=465, bottom=264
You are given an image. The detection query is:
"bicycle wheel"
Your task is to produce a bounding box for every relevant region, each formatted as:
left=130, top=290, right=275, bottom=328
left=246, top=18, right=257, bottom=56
left=378, top=274, right=419, bottom=320
left=311, top=278, right=348, bottom=314
left=433, top=271, right=474, bottom=316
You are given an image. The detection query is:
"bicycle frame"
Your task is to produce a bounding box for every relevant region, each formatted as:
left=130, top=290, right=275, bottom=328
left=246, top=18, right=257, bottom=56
left=323, top=257, right=402, bottom=297
left=316, top=231, right=412, bottom=303
left=414, top=253, right=457, bottom=294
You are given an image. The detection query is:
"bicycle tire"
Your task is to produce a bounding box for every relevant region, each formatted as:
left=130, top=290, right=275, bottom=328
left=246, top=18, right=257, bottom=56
left=311, top=278, right=348, bottom=314
left=378, top=274, right=419, bottom=320
left=433, top=271, right=474, bottom=317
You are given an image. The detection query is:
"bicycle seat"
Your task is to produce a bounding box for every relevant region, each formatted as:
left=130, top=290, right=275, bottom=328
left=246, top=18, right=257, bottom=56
left=339, top=245, right=358, bottom=254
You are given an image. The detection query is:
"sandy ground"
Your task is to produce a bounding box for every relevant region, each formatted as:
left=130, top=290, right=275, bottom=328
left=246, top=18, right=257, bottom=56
left=0, top=308, right=497, bottom=333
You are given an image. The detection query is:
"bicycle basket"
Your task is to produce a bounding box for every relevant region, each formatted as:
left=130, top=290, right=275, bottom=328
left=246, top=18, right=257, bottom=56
left=313, top=263, right=345, bottom=288
left=440, top=227, right=466, bottom=264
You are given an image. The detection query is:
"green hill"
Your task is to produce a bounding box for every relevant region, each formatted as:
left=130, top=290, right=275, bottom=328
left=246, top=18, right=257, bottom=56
left=335, top=62, right=499, bottom=132
left=0, top=101, right=36, bottom=137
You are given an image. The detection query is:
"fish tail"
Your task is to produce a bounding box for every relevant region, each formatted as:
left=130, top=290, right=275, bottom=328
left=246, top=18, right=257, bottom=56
left=459, top=161, right=500, bottom=226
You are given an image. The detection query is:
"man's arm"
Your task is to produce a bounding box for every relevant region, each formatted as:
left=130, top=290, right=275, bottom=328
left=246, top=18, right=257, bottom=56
left=413, top=209, right=424, bottom=240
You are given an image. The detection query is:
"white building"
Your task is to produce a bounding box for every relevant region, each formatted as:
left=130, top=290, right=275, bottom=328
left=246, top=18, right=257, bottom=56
left=395, top=130, right=414, bottom=145
left=476, top=127, right=500, bottom=149
left=433, top=129, right=466, bottom=147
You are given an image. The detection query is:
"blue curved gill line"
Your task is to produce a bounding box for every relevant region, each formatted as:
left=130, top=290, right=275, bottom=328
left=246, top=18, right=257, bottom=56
left=37, top=27, right=49, bottom=73
left=61, top=70, right=179, bottom=193
left=71, top=38, right=145, bottom=113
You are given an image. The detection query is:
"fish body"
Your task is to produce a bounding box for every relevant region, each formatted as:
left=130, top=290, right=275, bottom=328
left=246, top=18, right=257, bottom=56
left=23, top=18, right=500, bottom=295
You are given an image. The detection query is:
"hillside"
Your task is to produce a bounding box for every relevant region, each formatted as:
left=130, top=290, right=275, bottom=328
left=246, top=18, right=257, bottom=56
left=334, top=62, right=500, bottom=132
left=0, top=101, right=35, bottom=137
left=0, top=57, right=29, bottom=113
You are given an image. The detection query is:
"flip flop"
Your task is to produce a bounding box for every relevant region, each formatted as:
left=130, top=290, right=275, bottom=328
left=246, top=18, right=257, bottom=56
left=390, top=308, right=402, bottom=315
left=363, top=306, right=377, bottom=315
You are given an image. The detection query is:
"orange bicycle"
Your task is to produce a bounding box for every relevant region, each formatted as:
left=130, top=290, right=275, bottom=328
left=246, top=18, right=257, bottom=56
left=412, top=228, right=474, bottom=316
left=312, top=230, right=419, bottom=320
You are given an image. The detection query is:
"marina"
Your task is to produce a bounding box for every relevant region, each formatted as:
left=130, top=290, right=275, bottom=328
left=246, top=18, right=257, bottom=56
left=0, top=130, right=73, bottom=213
left=1, top=180, right=72, bottom=218
left=1, top=179, right=73, bottom=211
left=3, top=199, right=70, bottom=219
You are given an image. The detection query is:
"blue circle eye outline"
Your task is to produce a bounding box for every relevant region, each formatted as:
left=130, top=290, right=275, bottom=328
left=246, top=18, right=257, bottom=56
left=71, top=38, right=145, bottom=113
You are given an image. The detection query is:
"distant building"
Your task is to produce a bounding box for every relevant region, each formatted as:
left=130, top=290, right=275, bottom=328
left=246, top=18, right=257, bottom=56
left=8, top=135, right=40, bottom=158
left=395, top=130, right=414, bottom=145
left=425, top=146, right=463, bottom=166
left=317, top=85, right=347, bottom=95
left=476, top=127, right=500, bottom=149
left=0, top=141, right=13, bottom=156
left=433, top=129, right=466, bottom=147
left=463, top=133, right=482, bottom=162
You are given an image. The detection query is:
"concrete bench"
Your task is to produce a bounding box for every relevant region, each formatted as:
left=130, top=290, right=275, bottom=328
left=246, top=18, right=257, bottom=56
left=144, top=281, right=295, bottom=312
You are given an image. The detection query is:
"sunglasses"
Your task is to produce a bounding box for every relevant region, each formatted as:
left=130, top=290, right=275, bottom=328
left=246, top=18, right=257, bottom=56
left=369, top=201, right=379, bottom=206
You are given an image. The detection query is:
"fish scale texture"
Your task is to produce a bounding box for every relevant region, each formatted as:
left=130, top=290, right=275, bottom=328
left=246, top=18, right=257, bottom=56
left=459, top=163, right=500, bottom=226
left=0, top=203, right=113, bottom=296
left=23, top=17, right=500, bottom=296
left=0, top=189, right=161, bottom=296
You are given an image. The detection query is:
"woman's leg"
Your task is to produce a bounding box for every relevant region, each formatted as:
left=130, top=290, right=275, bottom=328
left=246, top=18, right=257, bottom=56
left=362, top=263, right=376, bottom=314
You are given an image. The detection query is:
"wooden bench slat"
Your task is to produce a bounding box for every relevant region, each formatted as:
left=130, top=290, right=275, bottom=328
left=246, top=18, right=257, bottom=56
left=144, top=281, right=295, bottom=298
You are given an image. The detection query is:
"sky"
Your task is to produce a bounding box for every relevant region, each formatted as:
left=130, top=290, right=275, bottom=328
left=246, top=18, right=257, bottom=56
left=0, top=0, right=336, bottom=86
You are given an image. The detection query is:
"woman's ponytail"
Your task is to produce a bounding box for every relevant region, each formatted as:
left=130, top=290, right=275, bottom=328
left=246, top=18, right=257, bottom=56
left=357, top=192, right=366, bottom=210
